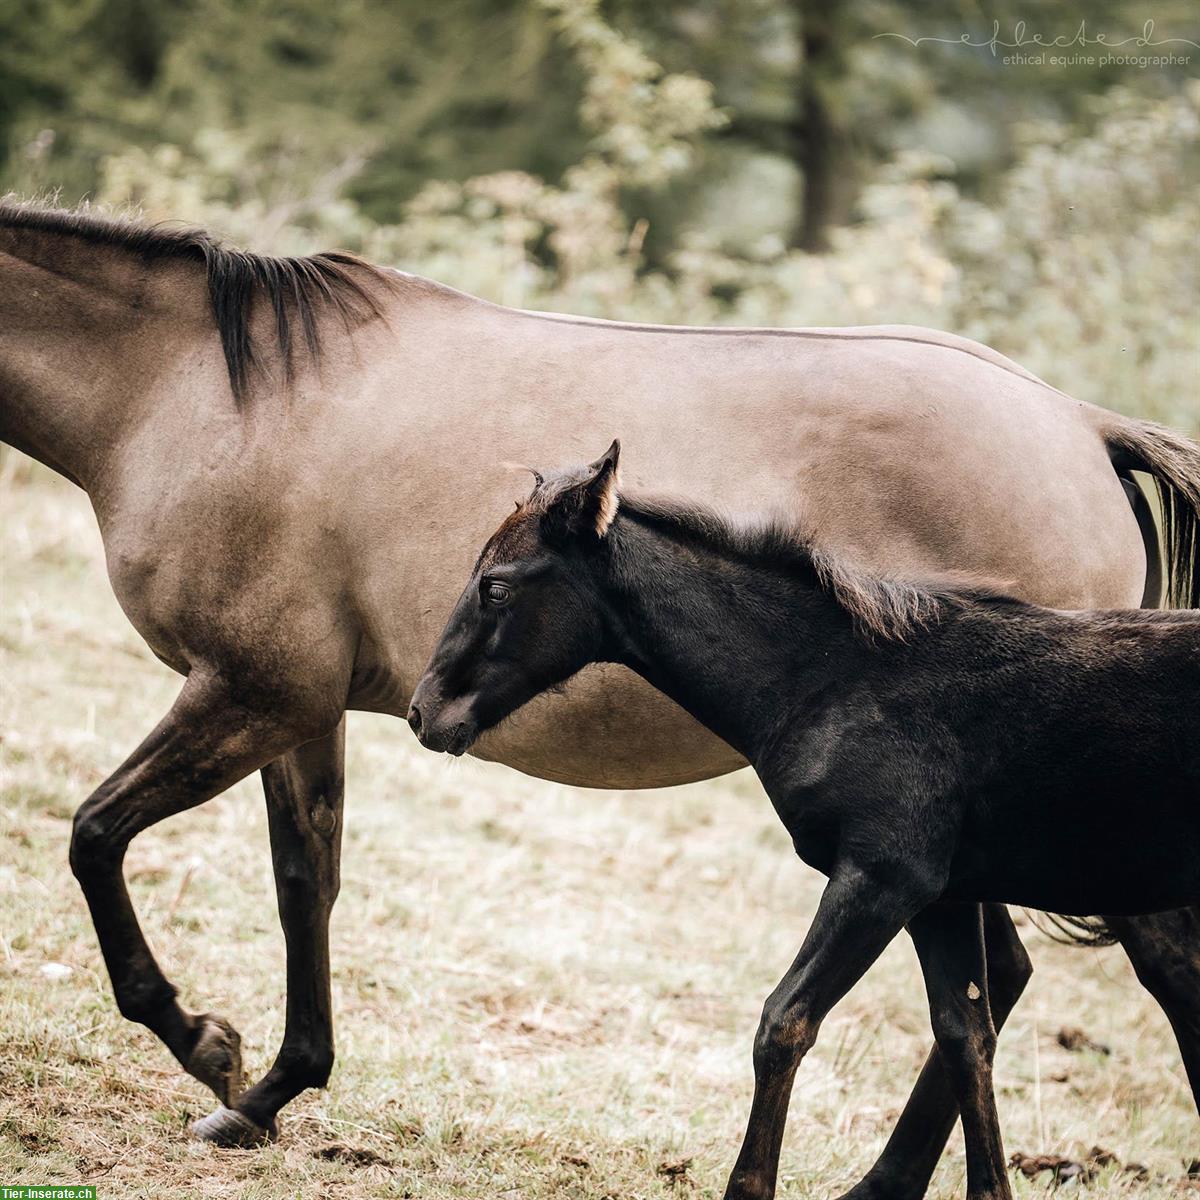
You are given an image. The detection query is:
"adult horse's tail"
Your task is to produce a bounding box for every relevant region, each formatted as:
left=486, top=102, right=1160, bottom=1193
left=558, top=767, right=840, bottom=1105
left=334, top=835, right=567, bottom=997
left=1106, top=416, right=1200, bottom=609
left=1034, top=415, right=1199, bottom=949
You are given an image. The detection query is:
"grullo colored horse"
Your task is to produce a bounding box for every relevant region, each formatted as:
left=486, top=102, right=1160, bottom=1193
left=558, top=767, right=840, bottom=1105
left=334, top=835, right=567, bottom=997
left=1, top=200, right=1197, bottom=1164
left=407, top=439, right=1200, bottom=1200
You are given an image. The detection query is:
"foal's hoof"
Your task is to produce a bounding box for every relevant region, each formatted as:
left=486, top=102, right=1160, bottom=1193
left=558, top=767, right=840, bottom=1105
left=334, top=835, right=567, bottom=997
left=834, top=1177, right=920, bottom=1200
left=185, top=1014, right=244, bottom=1106
left=190, top=1104, right=278, bottom=1148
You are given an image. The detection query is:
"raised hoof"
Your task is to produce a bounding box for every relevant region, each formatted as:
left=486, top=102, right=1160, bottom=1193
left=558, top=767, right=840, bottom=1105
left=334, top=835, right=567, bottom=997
left=190, top=1104, right=278, bottom=1147
left=185, top=1014, right=244, bottom=1106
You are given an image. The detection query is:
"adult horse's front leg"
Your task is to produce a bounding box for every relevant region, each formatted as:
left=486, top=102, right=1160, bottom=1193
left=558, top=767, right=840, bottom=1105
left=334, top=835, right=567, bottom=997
left=69, top=672, right=326, bottom=1135
left=835, top=904, right=1032, bottom=1200
left=723, top=866, right=934, bottom=1200
left=193, top=719, right=346, bottom=1145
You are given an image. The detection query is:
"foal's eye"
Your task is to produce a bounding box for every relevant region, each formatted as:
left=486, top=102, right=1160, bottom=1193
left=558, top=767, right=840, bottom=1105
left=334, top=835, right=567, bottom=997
left=485, top=582, right=511, bottom=606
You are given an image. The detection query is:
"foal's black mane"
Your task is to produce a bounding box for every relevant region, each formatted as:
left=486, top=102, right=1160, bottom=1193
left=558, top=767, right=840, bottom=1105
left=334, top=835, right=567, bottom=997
left=0, top=200, right=389, bottom=401
left=611, top=492, right=1025, bottom=643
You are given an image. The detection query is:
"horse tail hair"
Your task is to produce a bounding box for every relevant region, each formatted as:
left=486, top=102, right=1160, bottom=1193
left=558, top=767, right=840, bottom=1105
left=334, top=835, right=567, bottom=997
left=1024, top=910, right=1119, bottom=949
left=1105, top=417, right=1200, bottom=610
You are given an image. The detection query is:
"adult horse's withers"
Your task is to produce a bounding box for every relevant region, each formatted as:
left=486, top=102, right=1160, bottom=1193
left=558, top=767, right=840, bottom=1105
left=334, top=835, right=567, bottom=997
left=2, top=203, right=1198, bottom=1169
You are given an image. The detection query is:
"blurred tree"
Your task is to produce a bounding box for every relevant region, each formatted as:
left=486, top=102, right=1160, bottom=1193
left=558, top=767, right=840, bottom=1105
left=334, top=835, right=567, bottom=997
left=604, top=0, right=1199, bottom=249
left=2, top=0, right=593, bottom=220
left=5, top=0, right=1197, bottom=250
left=791, top=0, right=851, bottom=250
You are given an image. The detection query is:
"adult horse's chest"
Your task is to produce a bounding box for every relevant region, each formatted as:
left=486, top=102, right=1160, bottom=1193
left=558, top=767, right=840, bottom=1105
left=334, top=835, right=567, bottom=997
left=97, top=435, right=352, bottom=680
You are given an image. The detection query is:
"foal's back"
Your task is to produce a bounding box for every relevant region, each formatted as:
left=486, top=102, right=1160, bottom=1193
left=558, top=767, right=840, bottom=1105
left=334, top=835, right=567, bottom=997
left=813, top=604, right=1200, bottom=918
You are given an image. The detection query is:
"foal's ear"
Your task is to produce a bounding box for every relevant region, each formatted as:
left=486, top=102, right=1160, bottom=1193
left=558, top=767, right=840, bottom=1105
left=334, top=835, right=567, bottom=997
left=545, top=439, right=621, bottom=540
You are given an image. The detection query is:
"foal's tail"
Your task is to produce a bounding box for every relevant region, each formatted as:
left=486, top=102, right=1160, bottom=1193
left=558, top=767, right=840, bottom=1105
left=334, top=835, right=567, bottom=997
left=1105, top=416, right=1200, bottom=609
left=1030, top=416, right=1200, bottom=951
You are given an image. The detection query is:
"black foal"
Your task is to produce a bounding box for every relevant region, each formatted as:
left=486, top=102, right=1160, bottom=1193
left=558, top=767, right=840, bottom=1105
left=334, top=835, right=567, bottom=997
left=409, top=441, right=1200, bottom=1200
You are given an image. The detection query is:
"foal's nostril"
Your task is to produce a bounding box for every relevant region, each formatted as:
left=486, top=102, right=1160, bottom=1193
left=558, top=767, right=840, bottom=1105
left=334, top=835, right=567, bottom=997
left=407, top=703, right=422, bottom=734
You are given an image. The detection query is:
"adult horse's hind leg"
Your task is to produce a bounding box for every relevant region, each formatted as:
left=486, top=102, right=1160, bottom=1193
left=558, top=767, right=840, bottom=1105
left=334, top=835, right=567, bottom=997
left=1106, top=908, right=1200, bottom=1114
left=836, top=904, right=1031, bottom=1200
left=909, top=903, right=1011, bottom=1200
left=193, top=719, right=346, bottom=1145
left=69, top=672, right=330, bottom=1136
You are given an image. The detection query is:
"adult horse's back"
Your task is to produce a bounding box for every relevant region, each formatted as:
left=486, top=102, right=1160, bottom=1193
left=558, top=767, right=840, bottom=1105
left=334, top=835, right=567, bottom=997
left=2, top=203, right=1197, bottom=1165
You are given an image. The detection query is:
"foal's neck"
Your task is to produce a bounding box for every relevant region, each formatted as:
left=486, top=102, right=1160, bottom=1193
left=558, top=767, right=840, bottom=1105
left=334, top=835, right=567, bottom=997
left=595, top=506, right=864, bottom=763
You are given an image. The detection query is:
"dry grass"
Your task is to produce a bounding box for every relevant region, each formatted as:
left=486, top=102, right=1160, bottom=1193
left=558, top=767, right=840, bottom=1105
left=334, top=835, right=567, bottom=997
left=0, top=469, right=1195, bottom=1198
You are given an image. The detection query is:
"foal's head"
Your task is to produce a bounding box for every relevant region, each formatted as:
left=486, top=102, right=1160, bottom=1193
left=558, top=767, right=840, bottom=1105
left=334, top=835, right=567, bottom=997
left=409, top=441, right=622, bottom=755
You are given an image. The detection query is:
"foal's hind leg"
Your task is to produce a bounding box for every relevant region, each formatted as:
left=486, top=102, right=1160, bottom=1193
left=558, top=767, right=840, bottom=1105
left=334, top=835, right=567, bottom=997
left=836, top=904, right=1031, bottom=1200
left=69, top=672, right=328, bottom=1131
left=1106, top=908, right=1200, bottom=1114
left=909, top=903, right=1011, bottom=1200
left=193, top=720, right=346, bottom=1146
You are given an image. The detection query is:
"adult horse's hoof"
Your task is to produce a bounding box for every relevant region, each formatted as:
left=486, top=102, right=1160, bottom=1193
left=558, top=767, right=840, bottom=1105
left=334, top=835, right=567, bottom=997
left=190, top=1105, right=278, bottom=1147
left=184, top=1014, right=244, bottom=1106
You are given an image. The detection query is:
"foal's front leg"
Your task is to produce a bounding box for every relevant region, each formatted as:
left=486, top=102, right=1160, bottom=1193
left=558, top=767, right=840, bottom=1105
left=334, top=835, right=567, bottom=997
left=192, top=719, right=346, bottom=1146
left=908, top=903, right=1010, bottom=1200
left=723, top=866, right=934, bottom=1200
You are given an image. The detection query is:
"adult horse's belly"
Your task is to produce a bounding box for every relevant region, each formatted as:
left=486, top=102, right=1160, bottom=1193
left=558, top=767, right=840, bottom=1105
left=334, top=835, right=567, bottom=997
left=471, top=665, right=745, bottom=787
left=345, top=306, right=1148, bottom=788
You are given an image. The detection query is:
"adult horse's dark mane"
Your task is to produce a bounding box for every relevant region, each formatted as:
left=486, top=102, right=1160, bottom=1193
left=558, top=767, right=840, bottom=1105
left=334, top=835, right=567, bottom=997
left=0, top=199, right=388, bottom=400
left=559, top=486, right=1026, bottom=643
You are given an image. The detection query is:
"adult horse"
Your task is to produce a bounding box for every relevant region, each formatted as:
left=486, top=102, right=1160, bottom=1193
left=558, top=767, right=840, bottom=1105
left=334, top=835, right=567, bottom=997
left=2, top=201, right=1197, bottom=1170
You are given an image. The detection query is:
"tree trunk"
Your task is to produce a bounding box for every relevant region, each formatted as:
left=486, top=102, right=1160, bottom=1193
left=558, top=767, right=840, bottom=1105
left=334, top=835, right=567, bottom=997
left=791, top=0, right=853, bottom=252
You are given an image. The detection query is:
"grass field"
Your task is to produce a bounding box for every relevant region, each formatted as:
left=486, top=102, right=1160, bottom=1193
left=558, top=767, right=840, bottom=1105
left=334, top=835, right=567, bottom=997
left=1, top=468, right=1196, bottom=1199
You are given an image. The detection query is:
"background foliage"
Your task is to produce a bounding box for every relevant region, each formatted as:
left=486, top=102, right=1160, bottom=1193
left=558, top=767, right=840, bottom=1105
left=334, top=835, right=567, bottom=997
left=2, top=0, right=1198, bottom=428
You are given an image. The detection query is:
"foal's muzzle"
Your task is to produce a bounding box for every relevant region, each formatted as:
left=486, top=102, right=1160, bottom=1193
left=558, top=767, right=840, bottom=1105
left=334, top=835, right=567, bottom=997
left=407, top=683, right=477, bottom=756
